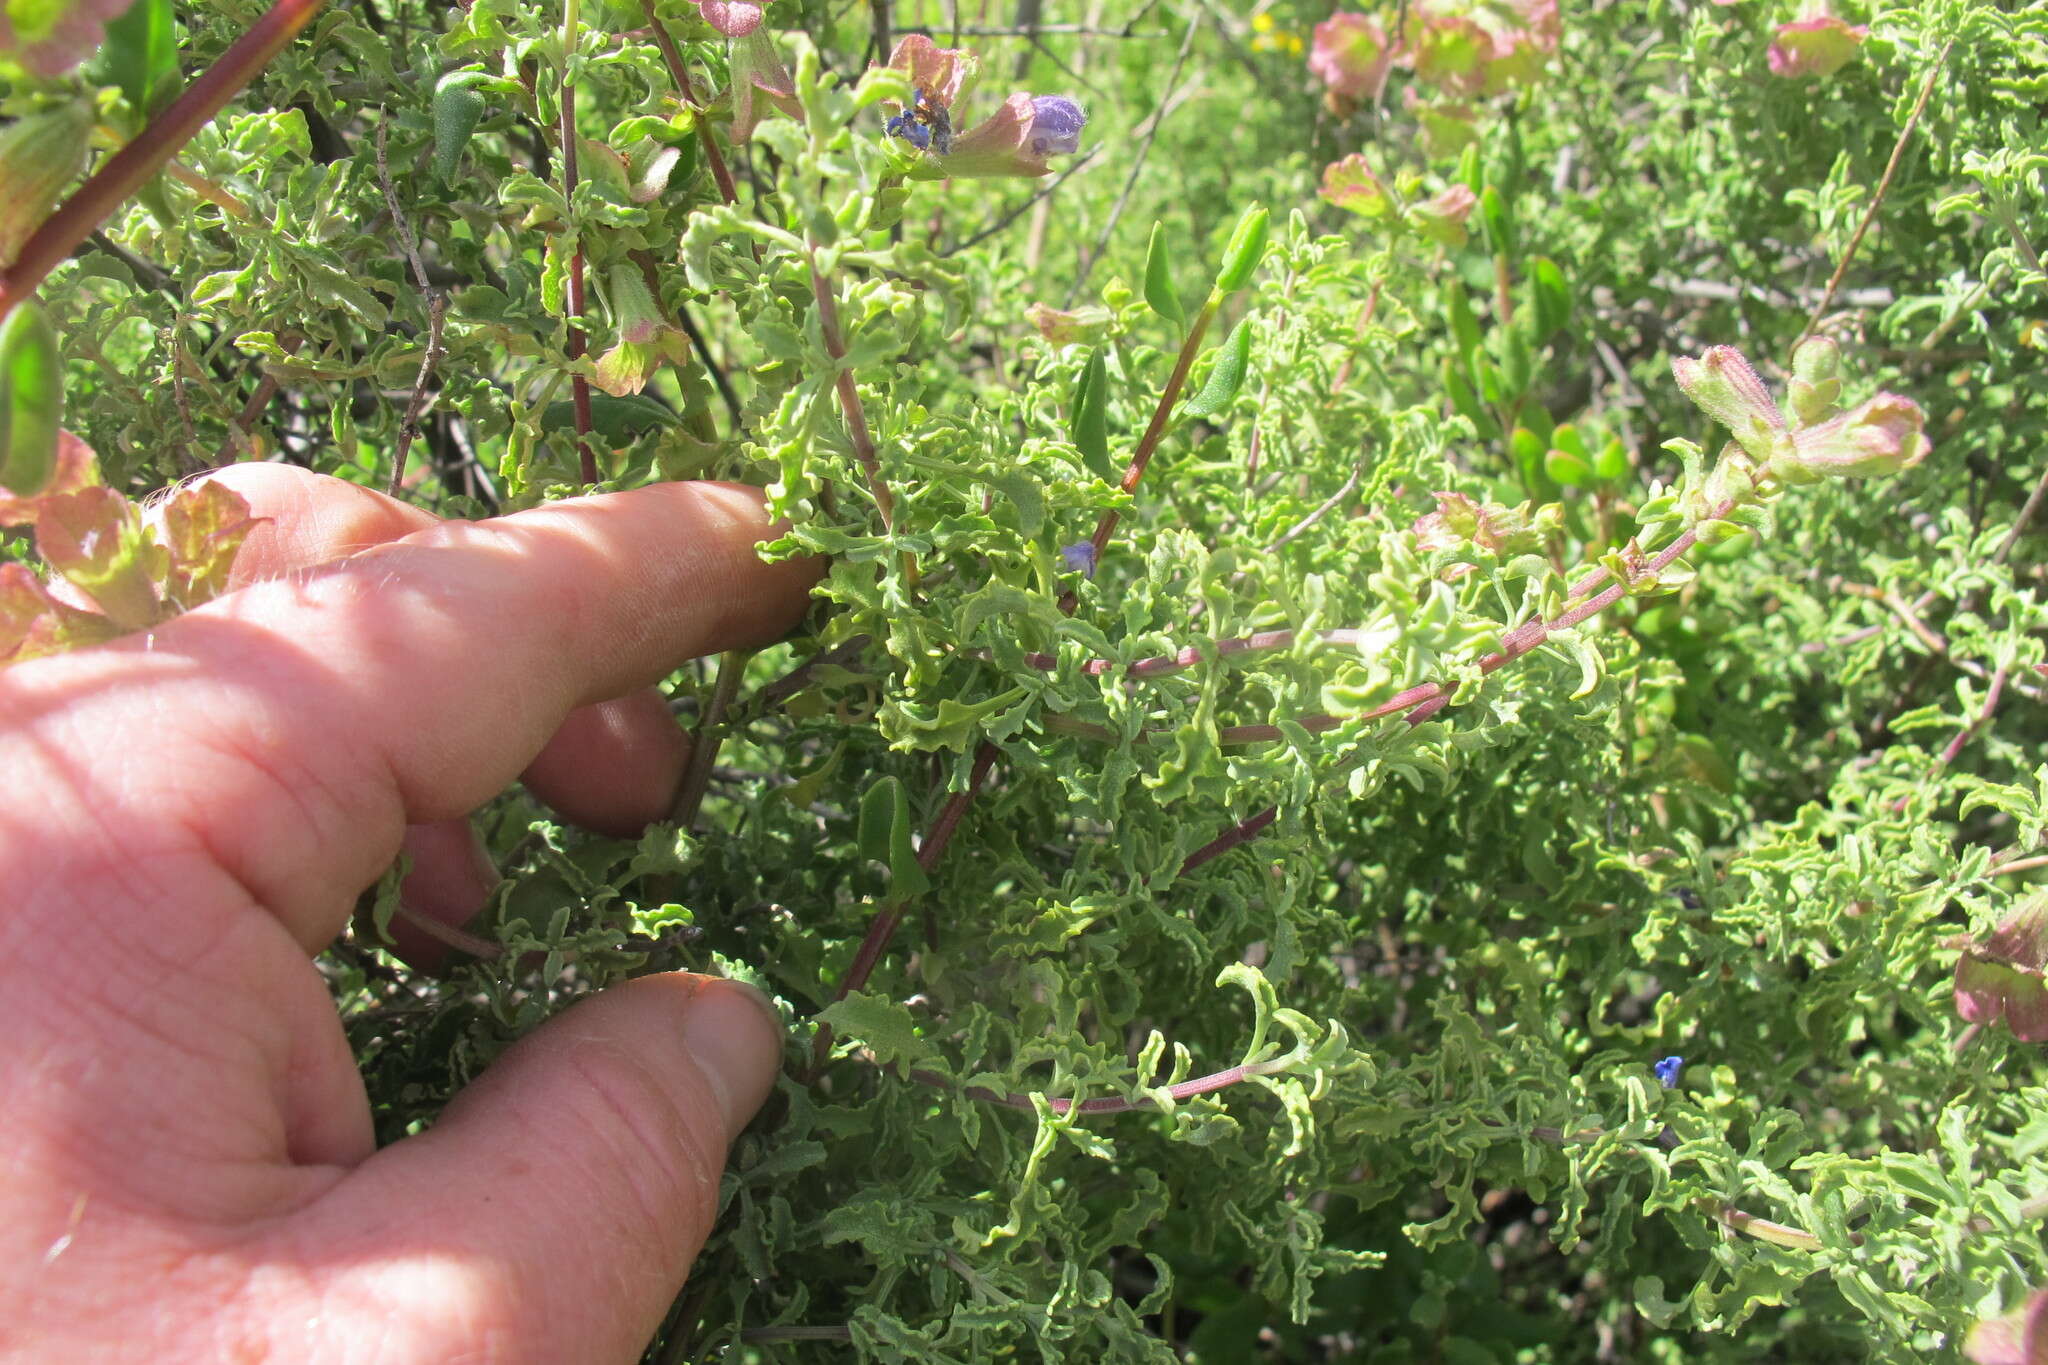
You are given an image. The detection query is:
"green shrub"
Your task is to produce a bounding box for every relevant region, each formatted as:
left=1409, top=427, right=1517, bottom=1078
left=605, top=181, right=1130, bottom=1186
left=6, top=0, right=2047, bottom=1357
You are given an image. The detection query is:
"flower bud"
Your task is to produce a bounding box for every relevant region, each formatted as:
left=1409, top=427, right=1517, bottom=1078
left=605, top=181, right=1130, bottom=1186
left=1408, top=184, right=1478, bottom=247
left=1025, top=302, right=1110, bottom=345
left=1671, top=347, right=1785, bottom=463
left=1774, top=393, right=1930, bottom=483
left=1787, top=336, right=1843, bottom=426
left=0, top=101, right=94, bottom=267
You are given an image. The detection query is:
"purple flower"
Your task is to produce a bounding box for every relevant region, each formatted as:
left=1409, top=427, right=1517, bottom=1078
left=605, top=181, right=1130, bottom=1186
left=926, top=93, right=1088, bottom=179
left=1059, top=542, right=1099, bottom=577
left=1025, top=96, right=1086, bottom=157
left=879, top=40, right=1086, bottom=179
left=1653, top=1055, right=1685, bottom=1089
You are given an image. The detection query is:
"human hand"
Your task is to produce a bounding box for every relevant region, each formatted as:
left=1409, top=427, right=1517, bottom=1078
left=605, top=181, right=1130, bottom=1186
left=0, top=466, right=820, bottom=1362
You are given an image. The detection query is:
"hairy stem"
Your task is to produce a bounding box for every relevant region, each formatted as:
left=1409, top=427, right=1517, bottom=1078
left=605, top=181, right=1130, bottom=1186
left=559, top=0, right=598, bottom=484
left=808, top=254, right=898, bottom=529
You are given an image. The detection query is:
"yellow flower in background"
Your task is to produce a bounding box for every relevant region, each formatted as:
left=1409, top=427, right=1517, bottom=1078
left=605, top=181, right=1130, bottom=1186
left=1250, top=11, right=1305, bottom=55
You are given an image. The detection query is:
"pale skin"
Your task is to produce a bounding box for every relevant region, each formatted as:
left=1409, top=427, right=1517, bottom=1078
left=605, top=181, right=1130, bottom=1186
left=0, top=465, right=822, bottom=1362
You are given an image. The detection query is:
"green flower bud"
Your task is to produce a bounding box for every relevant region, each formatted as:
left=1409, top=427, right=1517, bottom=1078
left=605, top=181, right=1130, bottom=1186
left=0, top=102, right=94, bottom=267
left=1788, top=336, right=1843, bottom=426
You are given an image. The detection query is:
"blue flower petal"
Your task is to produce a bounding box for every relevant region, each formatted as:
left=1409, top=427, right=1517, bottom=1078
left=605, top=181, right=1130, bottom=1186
left=1027, top=96, right=1086, bottom=156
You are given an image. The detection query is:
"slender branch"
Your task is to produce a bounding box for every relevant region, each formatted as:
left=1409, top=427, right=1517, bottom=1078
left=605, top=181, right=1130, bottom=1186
left=212, top=332, right=301, bottom=464
left=1064, top=7, right=1199, bottom=304
left=669, top=649, right=751, bottom=831
left=162, top=160, right=253, bottom=218
left=1796, top=38, right=1954, bottom=345
left=1709, top=1204, right=1824, bottom=1253
left=1992, top=458, right=2048, bottom=567
left=739, top=1326, right=855, bottom=1343
left=0, top=0, right=330, bottom=321
left=376, top=115, right=448, bottom=496
left=1056, top=299, right=1217, bottom=613
left=1941, top=661, right=2008, bottom=767
left=870, top=0, right=892, bottom=65
left=808, top=255, right=898, bottom=528
left=1267, top=462, right=1362, bottom=552
left=1179, top=806, right=1278, bottom=876
left=639, top=1, right=742, bottom=207
left=943, top=146, right=1100, bottom=255
left=740, top=634, right=873, bottom=717
left=995, top=627, right=1367, bottom=681
left=394, top=903, right=504, bottom=960
left=676, top=297, right=743, bottom=431
left=810, top=744, right=997, bottom=1072
left=83, top=230, right=176, bottom=295
left=893, top=1049, right=1300, bottom=1117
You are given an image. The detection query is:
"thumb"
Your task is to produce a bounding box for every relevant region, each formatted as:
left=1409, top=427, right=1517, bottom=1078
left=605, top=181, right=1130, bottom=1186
left=301, top=974, right=781, bottom=1363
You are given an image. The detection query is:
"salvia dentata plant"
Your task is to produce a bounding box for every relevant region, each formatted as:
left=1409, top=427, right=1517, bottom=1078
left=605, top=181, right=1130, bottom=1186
left=4, top=0, right=2047, bottom=1359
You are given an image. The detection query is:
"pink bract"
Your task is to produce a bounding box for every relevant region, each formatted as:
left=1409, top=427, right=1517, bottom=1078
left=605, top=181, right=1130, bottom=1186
left=1767, top=14, right=1869, bottom=78
left=884, top=33, right=977, bottom=109
left=696, top=1, right=764, bottom=37
left=1309, top=14, right=1395, bottom=101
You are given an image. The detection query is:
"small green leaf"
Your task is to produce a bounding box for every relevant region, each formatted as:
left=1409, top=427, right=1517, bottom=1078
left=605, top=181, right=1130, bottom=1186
left=541, top=394, right=678, bottom=442
left=1142, top=222, right=1183, bottom=326
left=1456, top=142, right=1484, bottom=194
left=816, top=992, right=932, bottom=1067
left=1509, top=426, right=1547, bottom=485
left=1478, top=184, right=1514, bottom=258
left=0, top=302, right=62, bottom=498
left=1528, top=256, right=1572, bottom=340
left=432, top=73, right=491, bottom=183
left=1497, top=317, right=1534, bottom=397
left=1212, top=204, right=1269, bottom=296
left=857, top=775, right=932, bottom=897
left=1182, top=318, right=1252, bottom=419
left=1442, top=357, right=1496, bottom=440
left=1470, top=349, right=1503, bottom=405
left=1544, top=446, right=1591, bottom=487
left=99, top=0, right=181, bottom=118
left=1071, top=347, right=1110, bottom=477
left=1593, top=436, right=1629, bottom=482
left=1443, top=278, right=1481, bottom=367
left=857, top=775, right=902, bottom=868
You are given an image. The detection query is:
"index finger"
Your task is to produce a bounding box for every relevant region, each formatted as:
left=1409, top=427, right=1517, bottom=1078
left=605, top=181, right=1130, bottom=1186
left=0, top=481, right=819, bottom=952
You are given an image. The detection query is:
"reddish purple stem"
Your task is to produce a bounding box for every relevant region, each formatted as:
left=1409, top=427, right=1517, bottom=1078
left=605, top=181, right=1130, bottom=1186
left=906, top=1057, right=1282, bottom=1116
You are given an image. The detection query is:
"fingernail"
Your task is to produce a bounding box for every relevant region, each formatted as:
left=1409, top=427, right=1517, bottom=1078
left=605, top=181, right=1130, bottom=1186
left=678, top=977, right=785, bottom=1141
